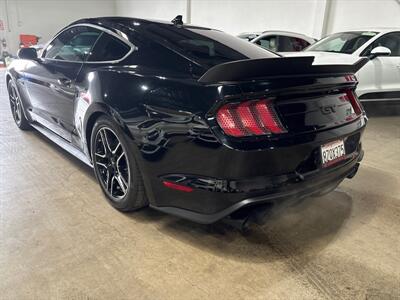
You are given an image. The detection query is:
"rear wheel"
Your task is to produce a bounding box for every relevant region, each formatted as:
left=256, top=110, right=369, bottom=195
left=7, top=80, right=30, bottom=130
left=91, top=116, right=148, bottom=211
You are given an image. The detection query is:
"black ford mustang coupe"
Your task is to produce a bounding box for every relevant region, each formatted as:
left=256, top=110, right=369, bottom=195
left=6, top=16, right=367, bottom=226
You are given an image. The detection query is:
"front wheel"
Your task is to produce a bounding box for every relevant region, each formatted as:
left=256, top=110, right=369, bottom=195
left=7, top=80, right=30, bottom=130
left=91, top=116, right=148, bottom=211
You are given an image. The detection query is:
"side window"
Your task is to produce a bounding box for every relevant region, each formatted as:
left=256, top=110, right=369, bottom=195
left=278, top=36, right=293, bottom=52
left=363, top=32, right=400, bottom=56
left=255, top=36, right=278, bottom=52
left=290, top=37, right=310, bottom=51
left=87, top=33, right=131, bottom=62
left=44, top=26, right=101, bottom=62
left=278, top=36, right=310, bottom=52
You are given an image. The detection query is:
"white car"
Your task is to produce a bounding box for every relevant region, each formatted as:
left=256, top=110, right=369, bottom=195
left=237, top=32, right=262, bottom=41
left=238, top=31, right=316, bottom=52
left=251, top=31, right=316, bottom=52
left=284, top=29, right=400, bottom=103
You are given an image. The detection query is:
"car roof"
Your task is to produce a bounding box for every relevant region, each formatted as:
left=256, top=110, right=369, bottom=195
left=71, top=16, right=214, bottom=32
left=240, top=30, right=315, bottom=39
left=253, top=30, right=316, bottom=43
left=262, top=30, right=306, bottom=35
left=331, top=28, right=400, bottom=34
left=238, top=32, right=262, bottom=36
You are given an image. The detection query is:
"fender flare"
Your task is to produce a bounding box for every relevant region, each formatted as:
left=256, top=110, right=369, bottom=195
left=4, top=71, right=32, bottom=122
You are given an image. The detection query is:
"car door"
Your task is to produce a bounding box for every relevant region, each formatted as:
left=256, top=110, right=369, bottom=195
left=23, top=26, right=101, bottom=141
left=357, top=32, right=400, bottom=99
left=71, top=30, right=133, bottom=151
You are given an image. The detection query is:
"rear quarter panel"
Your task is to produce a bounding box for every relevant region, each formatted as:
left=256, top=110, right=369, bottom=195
left=78, top=65, right=226, bottom=205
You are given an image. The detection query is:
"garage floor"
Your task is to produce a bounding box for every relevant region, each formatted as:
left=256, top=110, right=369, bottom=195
left=0, top=70, right=399, bottom=300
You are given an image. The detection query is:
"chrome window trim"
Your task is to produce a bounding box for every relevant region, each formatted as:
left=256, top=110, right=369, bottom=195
left=42, top=23, right=136, bottom=64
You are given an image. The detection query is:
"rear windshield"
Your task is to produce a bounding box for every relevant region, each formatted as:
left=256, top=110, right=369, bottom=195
left=142, top=24, right=277, bottom=68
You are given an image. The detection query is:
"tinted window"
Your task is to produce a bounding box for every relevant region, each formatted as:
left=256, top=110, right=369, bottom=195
left=307, top=31, right=377, bottom=54
left=88, top=33, right=131, bottom=61
left=363, top=32, right=400, bottom=56
left=255, top=36, right=278, bottom=52
left=45, top=26, right=101, bottom=61
left=143, top=24, right=277, bottom=68
left=123, top=36, right=192, bottom=74
left=279, top=36, right=310, bottom=52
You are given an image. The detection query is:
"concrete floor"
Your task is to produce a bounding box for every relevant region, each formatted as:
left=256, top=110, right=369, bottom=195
left=0, top=70, right=399, bottom=300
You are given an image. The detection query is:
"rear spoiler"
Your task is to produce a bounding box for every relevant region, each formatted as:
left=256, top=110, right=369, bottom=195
left=198, top=56, right=369, bottom=84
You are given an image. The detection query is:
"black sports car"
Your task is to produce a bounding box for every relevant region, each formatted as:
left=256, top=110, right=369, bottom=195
left=6, top=16, right=367, bottom=226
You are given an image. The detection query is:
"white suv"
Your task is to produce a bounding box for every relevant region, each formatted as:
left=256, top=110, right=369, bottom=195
left=285, top=29, right=400, bottom=103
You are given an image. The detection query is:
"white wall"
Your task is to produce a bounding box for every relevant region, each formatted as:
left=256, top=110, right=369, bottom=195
left=2, top=0, right=400, bottom=56
left=0, top=0, right=116, bottom=54
left=191, top=0, right=324, bottom=38
left=326, top=0, right=400, bottom=34
left=115, top=0, right=400, bottom=39
left=115, top=0, right=187, bottom=21
left=115, top=0, right=324, bottom=37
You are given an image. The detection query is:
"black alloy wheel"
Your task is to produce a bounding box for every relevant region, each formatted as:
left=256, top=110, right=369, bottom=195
left=94, top=127, right=130, bottom=200
left=91, top=116, right=148, bottom=211
left=7, top=80, right=30, bottom=130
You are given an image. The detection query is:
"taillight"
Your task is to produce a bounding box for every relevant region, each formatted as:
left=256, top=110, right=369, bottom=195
left=216, top=99, right=286, bottom=137
left=163, top=181, right=193, bottom=192
left=345, top=90, right=363, bottom=116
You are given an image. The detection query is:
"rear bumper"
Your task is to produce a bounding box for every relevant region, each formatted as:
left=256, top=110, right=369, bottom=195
left=151, top=149, right=363, bottom=224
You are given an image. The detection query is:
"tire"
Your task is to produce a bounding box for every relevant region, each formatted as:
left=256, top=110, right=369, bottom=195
left=91, top=115, right=148, bottom=211
left=7, top=80, right=30, bottom=130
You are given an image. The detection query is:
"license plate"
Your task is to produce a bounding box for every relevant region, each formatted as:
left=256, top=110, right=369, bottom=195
left=321, top=139, right=346, bottom=167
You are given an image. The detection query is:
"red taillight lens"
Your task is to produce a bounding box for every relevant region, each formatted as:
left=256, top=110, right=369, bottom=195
left=236, top=102, right=264, bottom=135
left=163, top=181, right=193, bottom=192
left=215, top=106, right=243, bottom=137
left=255, top=100, right=286, bottom=134
left=345, top=90, right=363, bottom=116
left=216, top=99, right=286, bottom=137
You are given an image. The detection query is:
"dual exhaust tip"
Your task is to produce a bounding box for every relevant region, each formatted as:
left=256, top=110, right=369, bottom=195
left=223, top=162, right=360, bottom=231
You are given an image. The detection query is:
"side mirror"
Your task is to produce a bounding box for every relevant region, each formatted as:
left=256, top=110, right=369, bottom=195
left=17, top=47, right=38, bottom=60
left=369, top=46, right=391, bottom=59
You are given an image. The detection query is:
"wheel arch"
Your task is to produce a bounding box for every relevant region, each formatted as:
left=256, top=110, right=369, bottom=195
left=5, top=73, right=12, bottom=86
left=85, top=111, right=105, bottom=158
left=5, top=72, right=32, bottom=123
left=84, top=104, right=153, bottom=205
left=84, top=104, right=135, bottom=160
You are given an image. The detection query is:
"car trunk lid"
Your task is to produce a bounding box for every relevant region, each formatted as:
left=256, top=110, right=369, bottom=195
left=203, top=56, right=367, bottom=137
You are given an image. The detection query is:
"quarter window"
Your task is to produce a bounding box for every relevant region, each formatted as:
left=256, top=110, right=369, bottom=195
left=44, top=26, right=101, bottom=62
left=87, top=33, right=131, bottom=62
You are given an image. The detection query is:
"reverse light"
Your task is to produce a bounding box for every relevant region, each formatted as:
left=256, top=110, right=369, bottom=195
left=216, top=99, right=286, bottom=137
left=163, top=181, right=193, bottom=192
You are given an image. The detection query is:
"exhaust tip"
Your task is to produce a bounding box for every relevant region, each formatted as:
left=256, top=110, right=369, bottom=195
left=346, top=163, right=360, bottom=179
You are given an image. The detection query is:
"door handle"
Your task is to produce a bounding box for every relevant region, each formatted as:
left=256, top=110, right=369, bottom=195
left=57, top=78, right=72, bottom=87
